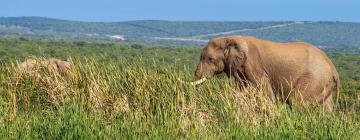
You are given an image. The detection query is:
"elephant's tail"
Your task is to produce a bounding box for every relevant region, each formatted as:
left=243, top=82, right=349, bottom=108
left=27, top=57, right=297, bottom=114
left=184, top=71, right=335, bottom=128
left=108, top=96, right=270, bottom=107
left=334, top=74, right=340, bottom=104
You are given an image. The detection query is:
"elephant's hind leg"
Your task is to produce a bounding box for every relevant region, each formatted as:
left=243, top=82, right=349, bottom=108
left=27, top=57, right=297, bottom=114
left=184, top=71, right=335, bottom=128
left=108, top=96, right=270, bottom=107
left=321, top=95, right=333, bottom=112
left=288, top=74, right=334, bottom=112
left=286, top=73, right=314, bottom=106
left=318, top=82, right=335, bottom=112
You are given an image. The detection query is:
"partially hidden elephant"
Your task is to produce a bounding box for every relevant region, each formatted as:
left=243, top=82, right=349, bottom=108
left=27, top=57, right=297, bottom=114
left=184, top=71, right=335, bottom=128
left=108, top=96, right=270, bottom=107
left=17, top=58, right=73, bottom=79
left=193, top=35, right=340, bottom=112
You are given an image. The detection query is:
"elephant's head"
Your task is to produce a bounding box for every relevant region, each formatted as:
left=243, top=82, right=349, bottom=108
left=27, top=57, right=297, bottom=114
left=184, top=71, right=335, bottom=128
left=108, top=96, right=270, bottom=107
left=193, top=36, right=249, bottom=84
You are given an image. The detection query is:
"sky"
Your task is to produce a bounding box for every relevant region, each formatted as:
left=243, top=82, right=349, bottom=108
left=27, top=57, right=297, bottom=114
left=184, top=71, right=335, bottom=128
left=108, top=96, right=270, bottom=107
left=1, top=0, right=360, bottom=22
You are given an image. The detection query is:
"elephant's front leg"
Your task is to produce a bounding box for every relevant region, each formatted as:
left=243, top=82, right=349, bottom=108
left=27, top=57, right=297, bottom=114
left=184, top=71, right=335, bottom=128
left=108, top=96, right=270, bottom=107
left=259, top=78, right=276, bottom=102
left=235, top=73, right=275, bottom=101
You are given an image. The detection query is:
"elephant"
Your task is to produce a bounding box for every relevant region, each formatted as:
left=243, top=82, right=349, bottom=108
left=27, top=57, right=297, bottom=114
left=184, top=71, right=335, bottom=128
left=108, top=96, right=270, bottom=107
left=17, top=57, right=73, bottom=79
left=193, top=35, right=340, bottom=112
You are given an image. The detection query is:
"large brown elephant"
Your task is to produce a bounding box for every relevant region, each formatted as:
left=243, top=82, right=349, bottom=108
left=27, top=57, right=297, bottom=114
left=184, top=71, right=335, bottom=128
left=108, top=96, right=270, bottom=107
left=193, top=35, right=340, bottom=112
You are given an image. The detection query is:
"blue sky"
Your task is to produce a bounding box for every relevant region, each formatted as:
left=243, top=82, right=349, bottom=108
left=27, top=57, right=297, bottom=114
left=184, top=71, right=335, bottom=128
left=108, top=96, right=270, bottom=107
left=1, top=0, right=360, bottom=22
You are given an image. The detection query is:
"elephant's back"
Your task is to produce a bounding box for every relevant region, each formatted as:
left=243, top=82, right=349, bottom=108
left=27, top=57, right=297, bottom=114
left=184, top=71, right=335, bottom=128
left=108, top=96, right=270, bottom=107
left=239, top=35, right=337, bottom=75
left=248, top=36, right=335, bottom=80
left=275, top=41, right=337, bottom=92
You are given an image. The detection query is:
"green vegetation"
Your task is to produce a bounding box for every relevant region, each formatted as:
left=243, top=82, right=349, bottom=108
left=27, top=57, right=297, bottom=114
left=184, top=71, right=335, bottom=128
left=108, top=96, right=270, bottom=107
left=0, top=39, right=359, bottom=139
left=0, top=17, right=289, bottom=37
left=1, top=17, right=360, bottom=53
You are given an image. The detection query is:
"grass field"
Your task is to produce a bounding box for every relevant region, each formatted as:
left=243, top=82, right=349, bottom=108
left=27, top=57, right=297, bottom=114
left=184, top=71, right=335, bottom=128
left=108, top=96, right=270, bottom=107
left=0, top=39, right=359, bottom=139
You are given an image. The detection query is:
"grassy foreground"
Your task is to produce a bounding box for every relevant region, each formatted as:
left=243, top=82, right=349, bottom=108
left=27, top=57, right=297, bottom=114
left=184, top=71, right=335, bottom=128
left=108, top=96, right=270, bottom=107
left=0, top=57, right=359, bottom=139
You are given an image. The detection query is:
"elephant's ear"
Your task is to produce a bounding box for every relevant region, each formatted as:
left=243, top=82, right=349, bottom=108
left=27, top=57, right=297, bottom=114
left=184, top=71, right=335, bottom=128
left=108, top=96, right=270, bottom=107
left=224, top=37, right=249, bottom=70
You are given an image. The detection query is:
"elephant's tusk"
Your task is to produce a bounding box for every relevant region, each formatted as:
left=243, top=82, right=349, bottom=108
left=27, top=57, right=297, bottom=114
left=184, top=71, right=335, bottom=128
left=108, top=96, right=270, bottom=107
left=177, top=77, right=207, bottom=85
left=189, top=77, right=207, bottom=85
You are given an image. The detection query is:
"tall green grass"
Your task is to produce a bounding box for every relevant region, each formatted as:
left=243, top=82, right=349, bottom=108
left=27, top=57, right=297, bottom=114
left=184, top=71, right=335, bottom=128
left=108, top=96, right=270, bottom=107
left=0, top=57, right=359, bottom=139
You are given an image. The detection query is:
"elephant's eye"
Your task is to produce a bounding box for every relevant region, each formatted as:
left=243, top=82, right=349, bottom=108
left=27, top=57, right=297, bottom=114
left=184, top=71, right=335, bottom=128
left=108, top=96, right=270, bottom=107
left=208, top=57, right=216, bottom=62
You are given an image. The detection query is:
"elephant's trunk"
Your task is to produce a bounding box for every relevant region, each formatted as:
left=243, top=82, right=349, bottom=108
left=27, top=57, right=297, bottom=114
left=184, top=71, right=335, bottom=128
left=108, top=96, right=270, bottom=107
left=195, top=62, right=204, bottom=80
left=192, top=63, right=207, bottom=85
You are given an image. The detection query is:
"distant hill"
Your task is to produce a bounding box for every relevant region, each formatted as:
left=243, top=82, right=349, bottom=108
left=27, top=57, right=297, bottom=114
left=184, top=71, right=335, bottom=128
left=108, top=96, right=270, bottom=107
left=0, top=17, right=360, bottom=52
